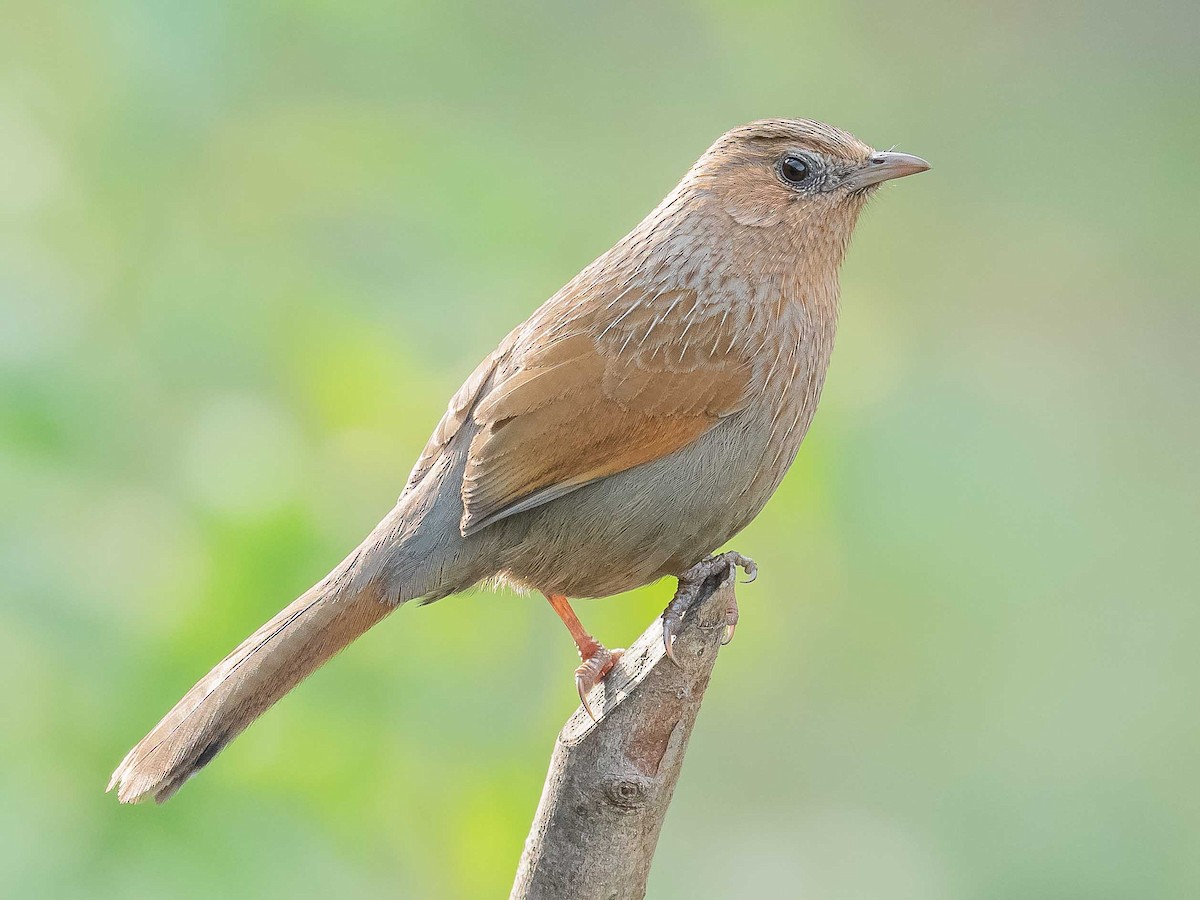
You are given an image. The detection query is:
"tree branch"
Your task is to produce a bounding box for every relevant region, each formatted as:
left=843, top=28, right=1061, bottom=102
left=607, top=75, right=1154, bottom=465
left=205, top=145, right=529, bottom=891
left=510, top=563, right=737, bottom=900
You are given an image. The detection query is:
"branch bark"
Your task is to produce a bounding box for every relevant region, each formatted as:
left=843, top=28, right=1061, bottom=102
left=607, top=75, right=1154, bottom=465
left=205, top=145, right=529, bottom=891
left=510, top=563, right=737, bottom=900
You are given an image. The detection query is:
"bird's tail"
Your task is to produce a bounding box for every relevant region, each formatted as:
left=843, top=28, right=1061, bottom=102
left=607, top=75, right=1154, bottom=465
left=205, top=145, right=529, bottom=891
left=108, top=538, right=396, bottom=804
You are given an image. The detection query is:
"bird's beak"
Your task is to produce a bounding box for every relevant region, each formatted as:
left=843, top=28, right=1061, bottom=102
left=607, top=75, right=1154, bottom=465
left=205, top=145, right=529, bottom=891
left=845, top=151, right=931, bottom=190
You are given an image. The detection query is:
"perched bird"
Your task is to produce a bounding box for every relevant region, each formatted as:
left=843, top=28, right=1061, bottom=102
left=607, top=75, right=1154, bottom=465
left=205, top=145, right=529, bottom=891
left=109, top=118, right=928, bottom=804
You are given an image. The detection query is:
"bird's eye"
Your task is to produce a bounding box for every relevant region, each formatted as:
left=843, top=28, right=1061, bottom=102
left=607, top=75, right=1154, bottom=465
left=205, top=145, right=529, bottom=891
left=778, top=154, right=811, bottom=186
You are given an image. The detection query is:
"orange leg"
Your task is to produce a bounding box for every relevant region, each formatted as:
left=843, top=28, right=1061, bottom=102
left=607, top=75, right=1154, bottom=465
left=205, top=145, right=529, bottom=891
left=544, top=593, right=623, bottom=721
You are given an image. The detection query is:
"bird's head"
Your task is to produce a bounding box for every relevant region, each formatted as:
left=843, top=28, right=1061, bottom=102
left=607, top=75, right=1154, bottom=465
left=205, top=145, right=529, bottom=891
left=686, top=118, right=929, bottom=249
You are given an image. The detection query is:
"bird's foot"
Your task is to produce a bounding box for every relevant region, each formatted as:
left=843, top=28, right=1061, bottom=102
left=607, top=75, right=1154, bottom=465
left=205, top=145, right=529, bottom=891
left=662, top=551, right=757, bottom=666
left=575, top=642, right=624, bottom=723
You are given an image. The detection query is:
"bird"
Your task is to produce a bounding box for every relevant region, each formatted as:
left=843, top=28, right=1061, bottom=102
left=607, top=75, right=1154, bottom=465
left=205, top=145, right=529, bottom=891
left=108, top=118, right=928, bottom=804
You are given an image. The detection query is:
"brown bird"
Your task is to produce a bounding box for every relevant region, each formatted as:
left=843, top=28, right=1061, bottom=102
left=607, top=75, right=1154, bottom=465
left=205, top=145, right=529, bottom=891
left=108, top=118, right=928, bottom=804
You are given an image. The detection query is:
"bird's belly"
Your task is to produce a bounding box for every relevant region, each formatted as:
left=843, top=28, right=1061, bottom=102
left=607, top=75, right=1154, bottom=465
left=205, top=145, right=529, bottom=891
left=492, top=393, right=812, bottom=599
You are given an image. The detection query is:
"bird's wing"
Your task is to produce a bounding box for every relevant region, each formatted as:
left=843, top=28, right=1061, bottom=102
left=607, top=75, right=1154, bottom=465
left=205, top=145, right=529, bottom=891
left=456, top=285, right=756, bottom=535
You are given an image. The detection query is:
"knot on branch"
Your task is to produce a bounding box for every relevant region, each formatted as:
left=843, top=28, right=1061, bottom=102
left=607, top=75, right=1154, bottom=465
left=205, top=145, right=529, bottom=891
left=601, top=773, right=654, bottom=810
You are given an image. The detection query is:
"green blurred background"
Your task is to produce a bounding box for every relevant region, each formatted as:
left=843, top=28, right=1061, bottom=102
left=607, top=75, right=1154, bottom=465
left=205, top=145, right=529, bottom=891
left=2, top=1, right=1197, bottom=897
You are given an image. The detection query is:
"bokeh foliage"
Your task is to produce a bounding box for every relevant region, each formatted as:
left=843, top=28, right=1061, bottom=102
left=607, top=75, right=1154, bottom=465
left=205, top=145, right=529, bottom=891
left=1, top=1, right=1198, bottom=897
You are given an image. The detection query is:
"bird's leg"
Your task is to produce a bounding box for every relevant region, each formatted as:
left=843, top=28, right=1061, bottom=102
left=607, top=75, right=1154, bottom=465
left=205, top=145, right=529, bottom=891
left=662, top=551, right=757, bottom=666
left=544, top=593, right=623, bottom=722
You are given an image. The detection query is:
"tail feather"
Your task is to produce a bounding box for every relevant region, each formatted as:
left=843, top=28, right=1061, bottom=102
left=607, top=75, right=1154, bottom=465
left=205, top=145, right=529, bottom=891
left=108, top=571, right=392, bottom=804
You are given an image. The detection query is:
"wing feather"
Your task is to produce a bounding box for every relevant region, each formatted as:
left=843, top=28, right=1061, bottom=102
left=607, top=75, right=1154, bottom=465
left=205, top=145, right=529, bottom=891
left=458, top=285, right=759, bottom=534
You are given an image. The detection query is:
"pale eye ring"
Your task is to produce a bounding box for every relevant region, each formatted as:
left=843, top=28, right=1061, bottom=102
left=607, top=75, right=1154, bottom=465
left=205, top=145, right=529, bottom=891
left=778, top=154, right=812, bottom=186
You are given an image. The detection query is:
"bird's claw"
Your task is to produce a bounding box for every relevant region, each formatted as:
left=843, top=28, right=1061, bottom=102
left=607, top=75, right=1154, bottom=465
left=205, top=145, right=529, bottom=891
left=723, top=551, right=757, bottom=584
left=662, top=612, right=683, bottom=668
left=661, top=551, right=756, bottom=660
left=721, top=592, right=740, bottom=645
left=575, top=647, right=623, bottom=722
